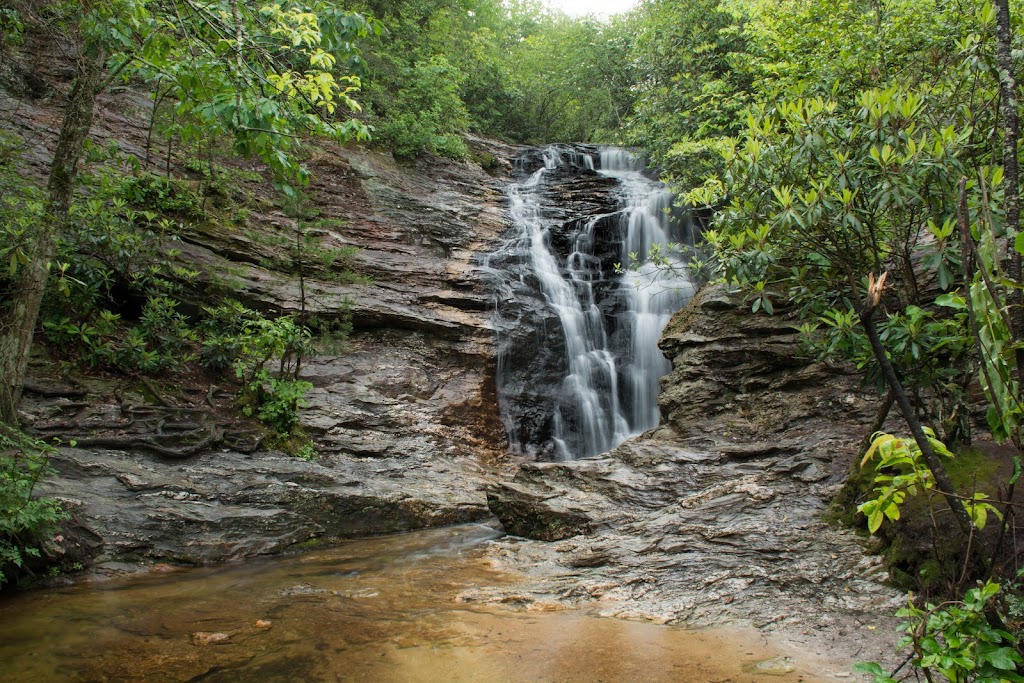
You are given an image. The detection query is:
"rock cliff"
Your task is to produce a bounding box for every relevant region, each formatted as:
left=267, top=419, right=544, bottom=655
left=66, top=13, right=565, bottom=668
left=21, top=140, right=518, bottom=569
left=2, top=40, right=522, bottom=568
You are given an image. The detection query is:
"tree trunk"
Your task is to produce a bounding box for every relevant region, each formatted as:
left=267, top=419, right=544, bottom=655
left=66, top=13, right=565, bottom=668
left=994, top=0, right=1024, bottom=385
left=0, top=37, right=106, bottom=425
left=859, top=289, right=974, bottom=536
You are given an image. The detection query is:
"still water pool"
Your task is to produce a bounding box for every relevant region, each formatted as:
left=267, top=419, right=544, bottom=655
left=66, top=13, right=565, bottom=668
left=0, top=524, right=825, bottom=682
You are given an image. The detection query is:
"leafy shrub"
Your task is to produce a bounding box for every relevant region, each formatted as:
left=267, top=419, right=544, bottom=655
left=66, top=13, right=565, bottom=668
left=138, top=296, right=197, bottom=362
left=43, top=297, right=196, bottom=373
left=0, top=428, right=67, bottom=589
left=118, top=172, right=204, bottom=218
left=64, top=171, right=197, bottom=305
left=253, top=376, right=314, bottom=435
left=855, top=582, right=1024, bottom=682
left=371, top=56, right=470, bottom=160
left=857, top=429, right=1001, bottom=534
left=232, top=315, right=314, bottom=435
left=198, top=300, right=257, bottom=372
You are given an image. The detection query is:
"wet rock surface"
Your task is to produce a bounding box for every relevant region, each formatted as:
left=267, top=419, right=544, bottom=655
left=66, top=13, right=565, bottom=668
left=17, top=133, right=515, bottom=567
left=39, top=441, right=490, bottom=567
left=485, top=145, right=624, bottom=455
left=484, top=284, right=902, bottom=664
left=5, top=44, right=519, bottom=568
left=7, top=38, right=899, bottom=665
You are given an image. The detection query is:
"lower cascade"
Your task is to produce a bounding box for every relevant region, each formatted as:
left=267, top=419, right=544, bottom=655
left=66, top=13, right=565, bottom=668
left=486, top=145, right=698, bottom=460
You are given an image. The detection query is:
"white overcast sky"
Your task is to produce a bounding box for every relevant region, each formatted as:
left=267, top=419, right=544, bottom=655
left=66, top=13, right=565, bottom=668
left=542, top=0, right=640, bottom=17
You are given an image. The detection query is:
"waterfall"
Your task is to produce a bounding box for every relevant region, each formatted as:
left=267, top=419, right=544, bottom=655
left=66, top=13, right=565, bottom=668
left=486, top=145, right=697, bottom=460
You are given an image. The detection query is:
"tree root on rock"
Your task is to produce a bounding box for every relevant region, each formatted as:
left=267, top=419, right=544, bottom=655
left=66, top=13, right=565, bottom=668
left=24, top=378, right=261, bottom=459
left=21, top=379, right=89, bottom=398
left=68, top=425, right=225, bottom=459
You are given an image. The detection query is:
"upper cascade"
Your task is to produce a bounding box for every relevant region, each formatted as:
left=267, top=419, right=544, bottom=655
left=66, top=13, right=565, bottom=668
left=485, top=145, right=699, bottom=460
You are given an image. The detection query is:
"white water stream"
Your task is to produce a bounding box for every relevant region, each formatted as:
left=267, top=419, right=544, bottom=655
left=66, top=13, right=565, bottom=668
left=496, top=146, right=696, bottom=460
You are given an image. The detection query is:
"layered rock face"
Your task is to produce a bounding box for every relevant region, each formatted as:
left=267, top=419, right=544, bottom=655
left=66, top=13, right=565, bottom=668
left=20, top=141, right=517, bottom=568
left=3, top=41, right=520, bottom=567
left=485, top=286, right=899, bottom=658
left=21, top=143, right=517, bottom=568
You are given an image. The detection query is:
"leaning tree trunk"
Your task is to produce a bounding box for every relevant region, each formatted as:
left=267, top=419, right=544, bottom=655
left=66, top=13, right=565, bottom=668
left=859, top=275, right=974, bottom=536
left=995, top=0, right=1024, bottom=384
left=0, top=38, right=106, bottom=425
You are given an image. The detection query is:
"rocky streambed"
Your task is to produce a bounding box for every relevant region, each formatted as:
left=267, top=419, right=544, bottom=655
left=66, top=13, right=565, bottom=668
left=483, top=284, right=902, bottom=667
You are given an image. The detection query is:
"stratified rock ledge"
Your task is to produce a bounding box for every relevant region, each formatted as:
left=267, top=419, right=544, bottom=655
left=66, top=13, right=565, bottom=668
left=484, top=284, right=902, bottom=665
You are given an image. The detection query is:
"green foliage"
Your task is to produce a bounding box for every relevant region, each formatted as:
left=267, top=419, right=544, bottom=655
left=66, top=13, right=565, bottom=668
left=699, top=87, right=970, bottom=301
left=680, top=8, right=1004, bottom=454
left=43, top=297, right=197, bottom=373
left=0, top=133, right=44, bottom=294
left=200, top=302, right=318, bottom=440
left=804, top=301, right=974, bottom=439
left=293, top=441, right=318, bottom=461
left=232, top=315, right=314, bottom=435
left=952, top=221, right=1024, bottom=443
left=251, top=376, right=314, bottom=435
left=371, top=55, right=470, bottom=159
left=858, top=430, right=945, bottom=533
left=858, top=429, right=1000, bottom=533
left=39, top=163, right=202, bottom=373
left=0, top=427, right=67, bottom=589
left=1003, top=569, right=1024, bottom=638
left=198, top=299, right=254, bottom=373
left=0, top=7, right=25, bottom=48
left=308, top=313, right=353, bottom=355
left=105, top=0, right=377, bottom=191
left=503, top=12, right=636, bottom=143
left=55, top=163, right=198, bottom=308
left=856, top=582, right=1024, bottom=682
left=594, top=0, right=1024, bottom=677
left=137, top=295, right=197, bottom=363
left=349, top=0, right=639, bottom=147
left=117, top=172, right=204, bottom=218
left=625, top=0, right=750, bottom=185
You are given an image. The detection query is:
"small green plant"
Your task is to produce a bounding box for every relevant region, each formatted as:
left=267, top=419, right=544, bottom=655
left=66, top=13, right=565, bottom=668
left=294, top=442, right=318, bottom=461
left=200, top=303, right=317, bottom=446
left=855, top=582, right=1024, bottom=682
left=251, top=376, right=314, bottom=435
left=0, top=8, right=24, bottom=48
left=118, top=172, right=204, bottom=218
left=308, top=312, right=353, bottom=355
left=0, top=427, right=67, bottom=589
left=233, top=315, right=314, bottom=435
left=858, top=430, right=1000, bottom=534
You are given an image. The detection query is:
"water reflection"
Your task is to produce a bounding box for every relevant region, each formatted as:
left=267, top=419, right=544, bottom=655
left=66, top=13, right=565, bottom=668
left=0, top=524, right=820, bottom=682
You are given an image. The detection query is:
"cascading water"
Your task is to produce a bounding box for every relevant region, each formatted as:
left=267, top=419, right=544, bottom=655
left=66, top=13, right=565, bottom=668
left=600, top=148, right=696, bottom=439
left=486, top=145, right=697, bottom=460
